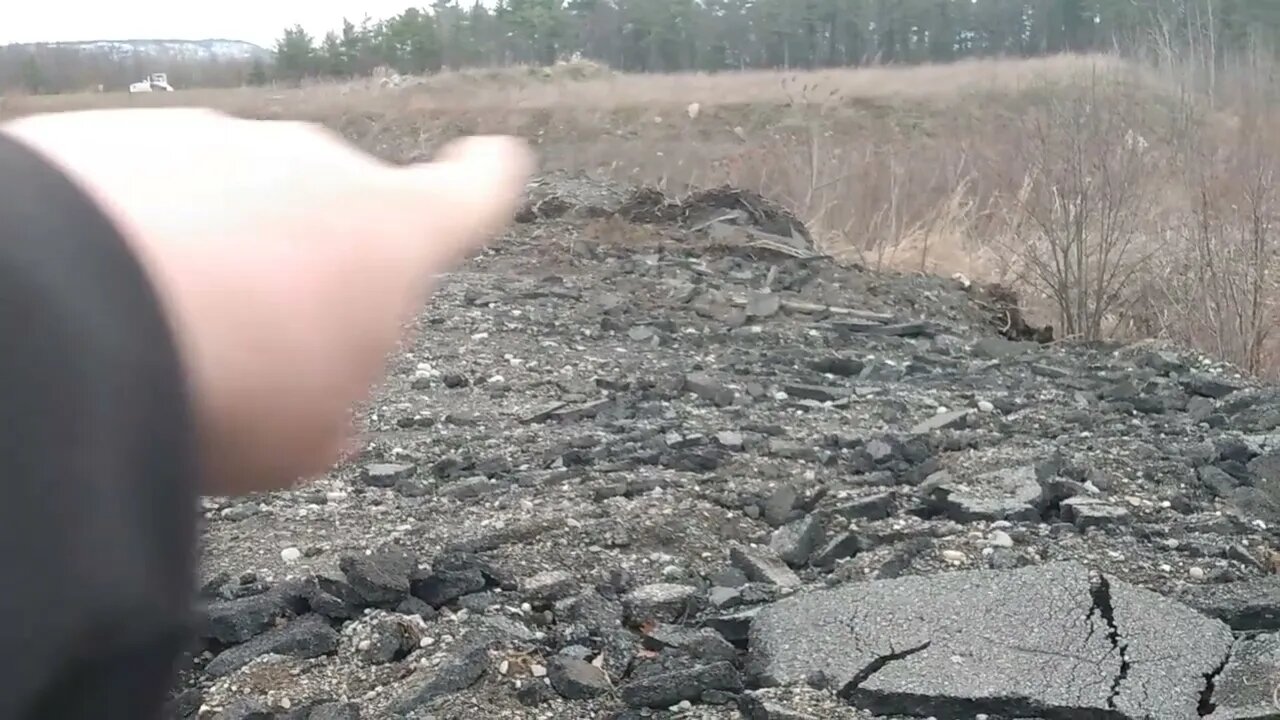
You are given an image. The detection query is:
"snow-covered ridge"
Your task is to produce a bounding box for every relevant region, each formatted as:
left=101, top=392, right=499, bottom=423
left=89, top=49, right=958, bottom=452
left=14, top=39, right=269, bottom=62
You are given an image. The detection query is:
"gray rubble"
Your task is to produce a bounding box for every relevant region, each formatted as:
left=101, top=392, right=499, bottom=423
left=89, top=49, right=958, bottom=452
left=177, top=177, right=1280, bottom=719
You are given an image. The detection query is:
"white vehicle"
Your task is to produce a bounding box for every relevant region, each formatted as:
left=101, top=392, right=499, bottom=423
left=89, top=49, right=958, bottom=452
left=129, top=73, right=174, bottom=93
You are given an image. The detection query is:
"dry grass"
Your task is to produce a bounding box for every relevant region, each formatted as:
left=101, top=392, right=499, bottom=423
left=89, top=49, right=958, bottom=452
left=8, top=52, right=1280, bottom=373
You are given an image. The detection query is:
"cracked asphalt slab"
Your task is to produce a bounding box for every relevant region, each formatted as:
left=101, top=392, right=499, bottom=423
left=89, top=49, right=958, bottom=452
left=747, top=562, right=1234, bottom=720
left=179, top=177, right=1280, bottom=720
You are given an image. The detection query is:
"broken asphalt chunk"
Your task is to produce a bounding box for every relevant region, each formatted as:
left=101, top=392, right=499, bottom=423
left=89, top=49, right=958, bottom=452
left=205, top=614, right=339, bottom=678
left=684, top=373, right=736, bottom=407
left=620, top=660, right=743, bottom=708
left=729, top=544, right=801, bottom=588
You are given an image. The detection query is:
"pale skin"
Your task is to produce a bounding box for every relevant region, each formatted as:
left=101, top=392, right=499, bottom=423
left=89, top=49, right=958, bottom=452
left=1, top=108, right=534, bottom=497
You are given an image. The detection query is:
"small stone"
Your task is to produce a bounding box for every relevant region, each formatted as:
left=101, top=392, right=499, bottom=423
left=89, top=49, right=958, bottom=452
left=530, top=663, right=548, bottom=678
left=977, top=400, right=996, bottom=413
left=280, top=547, right=303, bottom=563
left=1189, top=566, right=1206, bottom=580
left=941, top=549, right=967, bottom=565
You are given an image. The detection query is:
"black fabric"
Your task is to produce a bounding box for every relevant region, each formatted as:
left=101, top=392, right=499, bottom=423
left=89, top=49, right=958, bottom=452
left=0, top=133, right=197, bottom=719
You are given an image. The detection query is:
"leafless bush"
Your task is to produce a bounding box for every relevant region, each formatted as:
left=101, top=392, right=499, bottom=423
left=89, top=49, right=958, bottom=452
left=1142, top=58, right=1280, bottom=376
left=991, top=68, right=1164, bottom=342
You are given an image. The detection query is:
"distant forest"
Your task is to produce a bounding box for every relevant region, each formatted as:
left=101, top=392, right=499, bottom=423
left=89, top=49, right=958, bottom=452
left=4, top=0, right=1279, bottom=93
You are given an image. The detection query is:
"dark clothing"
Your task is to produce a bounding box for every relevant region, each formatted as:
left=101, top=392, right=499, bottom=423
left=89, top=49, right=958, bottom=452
left=0, top=134, right=196, bottom=718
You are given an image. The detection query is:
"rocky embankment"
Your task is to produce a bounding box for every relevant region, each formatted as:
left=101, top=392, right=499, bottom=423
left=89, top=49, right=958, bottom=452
left=174, top=176, right=1280, bottom=720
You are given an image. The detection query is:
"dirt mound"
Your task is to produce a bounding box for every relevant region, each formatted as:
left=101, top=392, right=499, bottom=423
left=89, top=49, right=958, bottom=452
left=176, top=180, right=1278, bottom=720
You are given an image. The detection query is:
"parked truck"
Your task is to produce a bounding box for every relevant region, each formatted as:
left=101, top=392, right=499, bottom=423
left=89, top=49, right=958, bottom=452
left=128, top=72, right=173, bottom=93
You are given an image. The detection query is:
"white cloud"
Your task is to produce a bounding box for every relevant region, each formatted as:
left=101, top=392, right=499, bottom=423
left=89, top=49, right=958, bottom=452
left=1, top=0, right=426, bottom=49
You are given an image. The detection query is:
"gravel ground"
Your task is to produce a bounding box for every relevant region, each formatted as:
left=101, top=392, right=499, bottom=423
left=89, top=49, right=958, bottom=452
left=175, top=177, right=1280, bottom=720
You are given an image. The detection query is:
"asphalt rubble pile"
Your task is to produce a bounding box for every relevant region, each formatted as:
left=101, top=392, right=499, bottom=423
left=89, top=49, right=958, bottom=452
left=176, top=174, right=1280, bottom=720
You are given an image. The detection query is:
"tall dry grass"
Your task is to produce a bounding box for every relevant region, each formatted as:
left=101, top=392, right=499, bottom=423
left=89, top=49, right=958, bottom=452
left=7, top=52, right=1280, bottom=374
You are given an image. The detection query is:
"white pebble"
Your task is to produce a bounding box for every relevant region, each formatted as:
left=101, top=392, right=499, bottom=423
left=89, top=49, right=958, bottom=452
left=280, top=547, right=302, bottom=563
left=530, top=664, right=547, bottom=678
left=977, top=400, right=995, bottom=413
left=941, top=549, right=967, bottom=565
left=1189, top=567, right=1206, bottom=580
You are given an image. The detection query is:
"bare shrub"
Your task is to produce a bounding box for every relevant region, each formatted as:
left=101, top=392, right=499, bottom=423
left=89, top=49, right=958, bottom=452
left=1143, top=60, right=1280, bottom=376
left=990, top=68, right=1165, bottom=342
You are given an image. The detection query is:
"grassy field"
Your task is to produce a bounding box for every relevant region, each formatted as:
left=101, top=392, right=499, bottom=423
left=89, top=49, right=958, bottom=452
left=6, top=53, right=1279, bottom=375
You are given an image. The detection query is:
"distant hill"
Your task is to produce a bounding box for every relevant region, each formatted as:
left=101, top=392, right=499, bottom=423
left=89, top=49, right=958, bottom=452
left=14, top=39, right=270, bottom=62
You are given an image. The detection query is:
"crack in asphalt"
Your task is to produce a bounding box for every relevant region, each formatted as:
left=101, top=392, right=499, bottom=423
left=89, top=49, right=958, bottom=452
left=1089, top=572, right=1130, bottom=711
left=1197, top=642, right=1231, bottom=717
left=838, top=639, right=933, bottom=699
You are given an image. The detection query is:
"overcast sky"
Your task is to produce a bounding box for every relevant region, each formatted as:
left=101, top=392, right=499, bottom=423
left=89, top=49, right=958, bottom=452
left=2, top=0, right=427, bottom=48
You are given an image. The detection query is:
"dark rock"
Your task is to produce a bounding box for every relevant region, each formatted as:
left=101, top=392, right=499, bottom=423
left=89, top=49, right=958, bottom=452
left=442, top=372, right=470, bottom=388
left=360, top=463, right=416, bottom=488
left=395, top=595, right=438, bottom=621
left=748, top=561, right=1232, bottom=719
left=729, top=544, right=801, bottom=588
left=165, top=688, right=203, bottom=719
left=389, top=635, right=493, bottom=713
left=811, top=356, right=865, bottom=377
left=305, top=576, right=364, bottom=620
left=215, top=698, right=273, bottom=719
left=411, top=567, right=487, bottom=608
left=620, top=661, right=743, bottom=708
left=1178, top=576, right=1280, bottom=632
left=702, top=607, right=761, bottom=646
left=548, top=656, right=612, bottom=699
left=769, top=516, right=823, bottom=567
left=784, top=384, right=847, bottom=403
left=200, top=590, right=296, bottom=645
left=640, top=623, right=738, bottom=664
left=516, top=680, right=558, bottom=707
left=206, top=614, right=339, bottom=678
left=339, top=546, right=415, bottom=606
left=811, top=532, right=864, bottom=568
left=1183, top=373, right=1244, bottom=399
left=737, top=695, right=821, bottom=720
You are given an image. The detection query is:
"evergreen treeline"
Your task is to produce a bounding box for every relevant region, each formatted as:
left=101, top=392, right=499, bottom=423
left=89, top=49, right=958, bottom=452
left=271, top=0, right=1280, bottom=80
